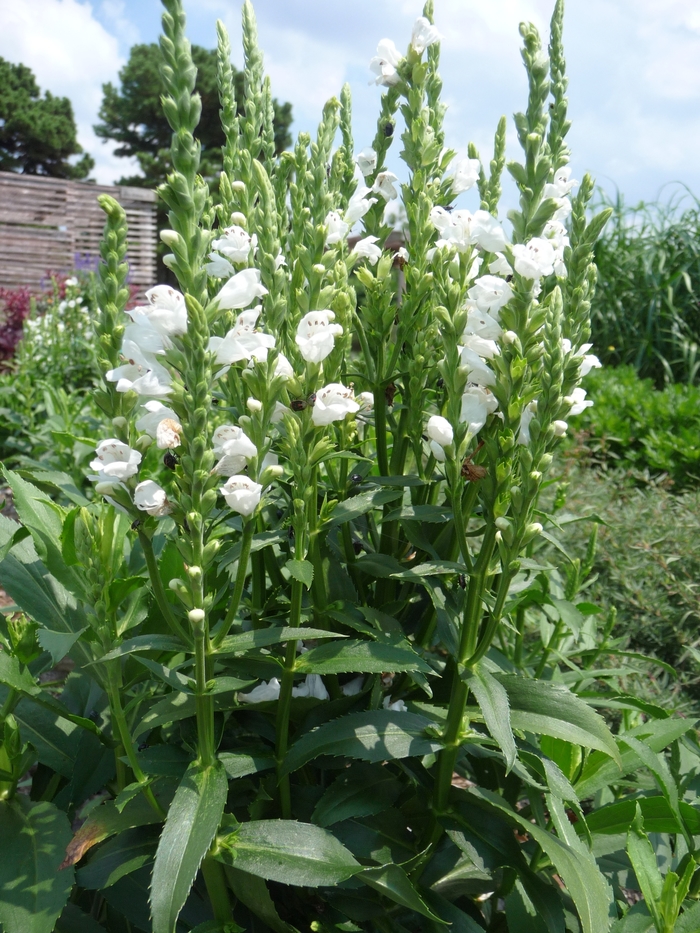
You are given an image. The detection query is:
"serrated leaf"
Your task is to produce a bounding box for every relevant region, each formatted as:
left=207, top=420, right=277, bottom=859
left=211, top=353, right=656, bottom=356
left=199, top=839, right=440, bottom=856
left=581, top=797, right=700, bottom=837
left=295, top=639, right=432, bottom=675
left=286, top=559, right=314, bottom=589
left=464, top=663, right=516, bottom=773
left=224, top=866, right=292, bottom=933
left=384, top=505, right=453, bottom=523
left=312, top=764, right=401, bottom=827
left=151, top=762, right=228, bottom=933
left=37, top=627, right=87, bottom=665
left=216, top=820, right=359, bottom=886
left=76, top=826, right=158, bottom=890
left=360, top=863, right=445, bottom=922
left=282, top=710, right=442, bottom=776
left=215, top=626, right=344, bottom=657
left=391, top=560, right=466, bottom=580
left=219, top=747, right=275, bottom=780
left=326, top=487, right=402, bottom=526
left=0, top=797, right=73, bottom=933
left=470, top=789, right=614, bottom=933
left=60, top=796, right=163, bottom=869
left=495, top=674, right=621, bottom=764
left=626, top=805, right=663, bottom=930
left=96, top=634, right=185, bottom=662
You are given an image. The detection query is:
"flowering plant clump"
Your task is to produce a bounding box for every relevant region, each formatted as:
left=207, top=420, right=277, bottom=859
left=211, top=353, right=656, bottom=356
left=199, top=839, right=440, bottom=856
left=0, top=3, right=697, bottom=932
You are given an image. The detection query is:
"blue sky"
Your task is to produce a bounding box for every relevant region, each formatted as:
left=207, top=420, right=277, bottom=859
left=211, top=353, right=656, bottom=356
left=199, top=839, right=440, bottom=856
left=1, top=0, right=699, bottom=211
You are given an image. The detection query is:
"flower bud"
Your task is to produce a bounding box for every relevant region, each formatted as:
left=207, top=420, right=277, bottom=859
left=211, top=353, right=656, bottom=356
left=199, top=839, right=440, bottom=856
left=231, top=180, right=246, bottom=192
left=94, top=481, right=118, bottom=495
left=135, top=434, right=153, bottom=451
left=160, top=229, right=180, bottom=246
left=169, top=578, right=186, bottom=591
left=539, top=453, right=553, bottom=470
left=187, top=565, right=202, bottom=579
left=188, top=608, right=205, bottom=626
left=231, top=212, right=247, bottom=227
left=312, top=264, right=325, bottom=275
left=522, top=522, right=543, bottom=544
left=529, top=470, right=542, bottom=483
left=247, top=397, right=263, bottom=413
left=260, top=464, right=284, bottom=486
left=503, top=330, right=519, bottom=345
left=112, top=416, right=128, bottom=431
left=552, top=420, right=568, bottom=437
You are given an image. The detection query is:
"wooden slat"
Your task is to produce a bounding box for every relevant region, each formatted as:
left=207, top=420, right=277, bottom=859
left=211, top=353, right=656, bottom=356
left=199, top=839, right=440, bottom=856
left=0, top=171, right=157, bottom=291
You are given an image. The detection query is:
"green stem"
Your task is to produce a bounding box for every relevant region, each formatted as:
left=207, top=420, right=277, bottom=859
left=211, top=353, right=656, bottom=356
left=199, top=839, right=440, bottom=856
left=106, top=663, right=165, bottom=818
left=433, top=673, right=469, bottom=812
left=193, top=623, right=215, bottom=768
left=212, top=517, right=255, bottom=648
left=138, top=531, right=190, bottom=646
left=275, top=578, right=303, bottom=818
left=201, top=854, right=232, bottom=923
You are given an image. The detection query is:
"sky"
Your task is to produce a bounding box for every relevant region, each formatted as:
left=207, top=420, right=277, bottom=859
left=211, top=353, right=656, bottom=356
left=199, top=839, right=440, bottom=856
left=1, top=0, right=699, bottom=211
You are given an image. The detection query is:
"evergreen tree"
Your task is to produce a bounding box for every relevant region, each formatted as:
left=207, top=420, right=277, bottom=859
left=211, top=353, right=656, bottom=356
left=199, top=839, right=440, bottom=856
left=0, top=58, right=94, bottom=179
left=95, top=43, right=293, bottom=188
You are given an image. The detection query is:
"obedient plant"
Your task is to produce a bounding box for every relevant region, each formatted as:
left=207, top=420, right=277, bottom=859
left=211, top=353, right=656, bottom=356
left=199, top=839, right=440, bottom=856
left=2, top=2, right=700, bottom=932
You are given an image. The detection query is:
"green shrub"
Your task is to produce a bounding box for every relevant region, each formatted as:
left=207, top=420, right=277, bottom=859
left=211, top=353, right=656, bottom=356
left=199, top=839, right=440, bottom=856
left=569, top=364, right=700, bottom=487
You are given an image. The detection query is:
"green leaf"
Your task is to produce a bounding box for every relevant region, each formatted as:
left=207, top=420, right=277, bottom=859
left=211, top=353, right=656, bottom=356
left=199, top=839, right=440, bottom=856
left=582, top=797, right=700, bottom=837
left=54, top=903, right=107, bottom=933
left=2, top=468, right=86, bottom=600
left=218, top=530, right=286, bottom=571
left=470, top=789, right=614, bottom=933
left=0, top=651, right=39, bottom=694
left=282, top=710, right=442, bottom=776
left=134, top=745, right=191, bottom=778
left=76, top=826, right=158, bottom=890
left=619, top=735, right=683, bottom=836
left=676, top=902, right=700, bottom=933
left=216, top=820, right=359, bottom=887
left=464, top=663, right=516, bottom=773
left=286, top=559, right=314, bottom=589
left=360, top=863, right=445, bottom=922
left=627, top=804, right=663, bottom=930
left=575, top=718, right=695, bottom=799
left=151, top=761, right=228, bottom=933
left=295, top=639, right=432, bottom=675
left=0, top=797, right=73, bottom=933
left=384, top=505, right=453, bottom=523
left=495, top=674, right=621, bottom=764
left=224, top=866, right=292, bottom=933
left=326, top=487, right=402, bottom=525
left=97, top=634, right=185, bottom=662
left=391, top=560, right=466, bottom=580
left=61, top=795, right=163, bottom=869
left=312, top=763, right=401, bottom=827
left=37, top=627, right=87, bottom=665
left=219, top=747, right=275, bottom=780
left=505, top=878, right=552, bottom=933
left=216, top=626, right=343, bottom=656
left=354, top=553, right=404, bottom=577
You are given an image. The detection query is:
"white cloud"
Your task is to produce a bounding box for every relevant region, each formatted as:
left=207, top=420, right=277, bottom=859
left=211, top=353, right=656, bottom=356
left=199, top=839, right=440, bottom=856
left=0, top=0, right=129, bottom=183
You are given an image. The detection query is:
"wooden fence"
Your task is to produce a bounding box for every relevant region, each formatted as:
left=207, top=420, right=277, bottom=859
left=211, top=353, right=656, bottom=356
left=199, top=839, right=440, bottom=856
left=0, top=171, right=157, bottom=292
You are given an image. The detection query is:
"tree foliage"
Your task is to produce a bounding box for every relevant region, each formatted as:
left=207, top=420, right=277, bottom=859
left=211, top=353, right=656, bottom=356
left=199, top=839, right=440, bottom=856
left=0, top=58, right=93, bottom=179
left=94, top=43, right=293, bottom=188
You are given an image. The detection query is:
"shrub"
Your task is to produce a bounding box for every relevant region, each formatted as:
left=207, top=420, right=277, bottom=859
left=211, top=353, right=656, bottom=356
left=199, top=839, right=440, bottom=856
left=0, top=285, right=32, bottom=364
left=569, top=364, right=700, bottom=488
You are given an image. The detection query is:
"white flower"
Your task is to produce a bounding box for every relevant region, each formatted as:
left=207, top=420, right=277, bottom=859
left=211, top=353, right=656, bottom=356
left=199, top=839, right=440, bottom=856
left=274, top=252, right=286, bottom=270
left=208, top=307, right=275, bottom=366
left=356, top=391, right=374, bottom=411
left=450, top=158, right=480, bottom=195
left=135, top=400, right=179, bottom=438
left=239, top=678, right=281, bottom=703
left=518, top=401, right=538, bottom=446
left=553, top=420, right=568, bottom=437
left=341, top=675, right=365, bottom=696
left=397, top=246, right=409, bottom=263
left=369, top=38, right=402, bottom=86
left=460, top=386, right=499, bottom=435
left=427, top=415, right=453, bottom=447
left=513, top=237, right=556, bottom=280
left=463, top=307, right=502, bottom=341
left=430, top=440, right=446, bottom=462
left=351, top=235, right=382, bottom=266
left=220, top=475, right=263, bottom=515
left=325, top=211, right=350, bottom=246
left=470, top=211, right=507, bottom=253
left=204, top=252, right=235, bottom=279
left=124, top=320, right=168, bottom=355
left=292, top=674, right=329, bottom=700
left=462, top=333, right=499, bottom=360
left=467, top=275, right=514, bottom=315
left=562, top=339, right=602, bottom=378
left=295, top=310, right=343, bottom=363
left=565, top=387, right=593, bottom=416
left=105, top=341, right=172, bottom=397
left=459, top=346, right=496, bottom=387
left=383, top=695, right=407, bottom=712
left=211, top=225, right=255, bottom=264
left=373, top=171, right=399, bottom=201
left=134, top=480, right=171, bottom=517
left=128, top=285, right=187, bottom=337
left=411, top=16, right=442, bottom=53
left=344, top=187, right=378, bottom=225
left=246, top=397, right=263, bottom=413
left=312, top=383, right=360, bottom=426
left=274, top=353, right=294, bottom=380
left=216, top=268, right=268, bottom=310
left=543, top=165, right=578, bottom=199
left=271, top=401, right=290, bottom=424
left=65, top=276, right=78, bottom=287
left=356, top=147, right=378, bottom=176
left=89, top=439, right=141, bottom=483
left=212, top=425, right=257, bottom=459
